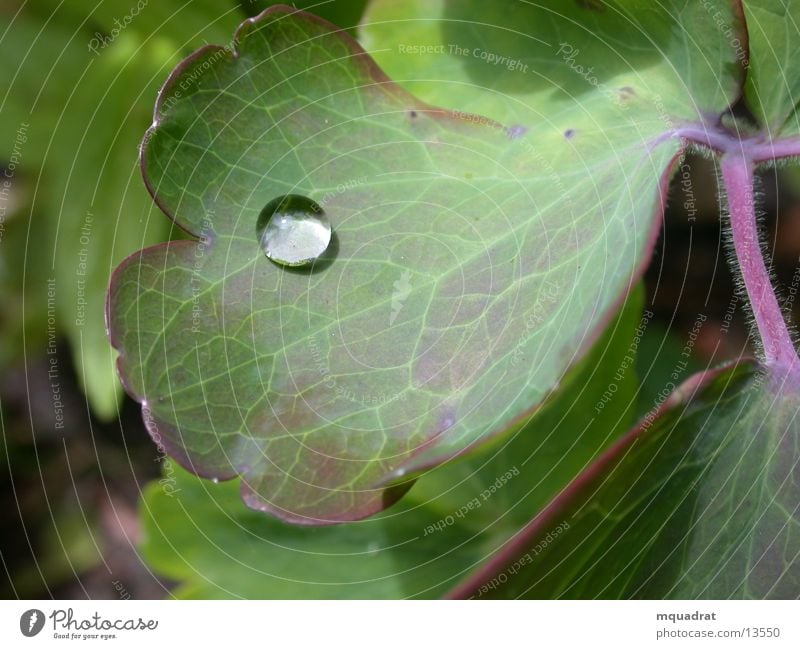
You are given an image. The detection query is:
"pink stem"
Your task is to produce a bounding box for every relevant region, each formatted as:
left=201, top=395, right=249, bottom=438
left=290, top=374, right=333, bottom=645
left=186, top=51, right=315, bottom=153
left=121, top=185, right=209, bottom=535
left=749, top=138, right=800, bottom=163
left=720, top=152, right=800, bottom=377
left=661, top=125, right=800, bottom=163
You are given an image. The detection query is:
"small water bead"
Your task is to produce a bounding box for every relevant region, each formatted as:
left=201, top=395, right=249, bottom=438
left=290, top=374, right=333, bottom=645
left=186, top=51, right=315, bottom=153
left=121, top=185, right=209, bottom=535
left=256, top=194, right=331, bottom=267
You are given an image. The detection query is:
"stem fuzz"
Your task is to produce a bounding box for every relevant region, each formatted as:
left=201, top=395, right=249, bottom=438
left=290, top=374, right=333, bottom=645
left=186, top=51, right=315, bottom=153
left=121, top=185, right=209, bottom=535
left=720, top=152, right=800, bottom=379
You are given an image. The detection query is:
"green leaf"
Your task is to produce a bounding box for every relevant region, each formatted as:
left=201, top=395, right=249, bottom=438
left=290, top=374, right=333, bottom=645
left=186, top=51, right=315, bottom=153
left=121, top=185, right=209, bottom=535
left=634, top=321, right=705, bottom=417
left=742, top=0, right=800, bottom=133
left=1, top=1, right=249, bottom=167
left=240, top=0, right=369, bottom=31
left=139, top=288, right=644, bottom=597
left=360, top=0, right=742, bottom=125
left=454, top=363, right=800, bottom=599
left=109, top=4, right=742, bottom=522
left=0, top=13, right=87, bottom=169
left=48, top=34, right=179, bottom=419
left=1, top=2, right=259, bottom=417
left=22, top=0, right=248, bottom=53
left=141, top=462, right=483, bottom=598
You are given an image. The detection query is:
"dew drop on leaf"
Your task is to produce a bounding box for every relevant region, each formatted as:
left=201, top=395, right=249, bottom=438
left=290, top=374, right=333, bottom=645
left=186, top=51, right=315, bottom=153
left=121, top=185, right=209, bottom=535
left=256, top=194, right=331, bottom=267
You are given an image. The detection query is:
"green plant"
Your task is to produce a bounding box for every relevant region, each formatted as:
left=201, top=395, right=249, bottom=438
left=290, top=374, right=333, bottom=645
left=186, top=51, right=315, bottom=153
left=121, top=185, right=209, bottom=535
left=105, top=1, right=800, bottom=597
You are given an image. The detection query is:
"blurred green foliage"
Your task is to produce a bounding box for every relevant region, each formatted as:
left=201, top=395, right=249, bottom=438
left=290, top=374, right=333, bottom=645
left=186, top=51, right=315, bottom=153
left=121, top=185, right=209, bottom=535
left=0, top=0, right=294, bottom=418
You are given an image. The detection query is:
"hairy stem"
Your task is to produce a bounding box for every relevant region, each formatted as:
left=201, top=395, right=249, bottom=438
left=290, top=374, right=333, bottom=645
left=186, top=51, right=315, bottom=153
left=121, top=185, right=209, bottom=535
left=720, top=152, right=800, bottom=377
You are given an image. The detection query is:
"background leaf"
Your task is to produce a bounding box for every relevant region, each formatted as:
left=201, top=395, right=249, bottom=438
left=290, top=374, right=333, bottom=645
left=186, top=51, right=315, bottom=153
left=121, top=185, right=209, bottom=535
left=240, top=0, right=368, bottom=32
left=452, top=362, right=800, bottom=599
left=0, top=1, right=259, bottom=418
left=742, top=0, right=800, bottom=134
left=360, top=0, right=742, bottom=125
left=49, top=34, right=178, bottom=419
left=22, top=0, right=247, bottom=51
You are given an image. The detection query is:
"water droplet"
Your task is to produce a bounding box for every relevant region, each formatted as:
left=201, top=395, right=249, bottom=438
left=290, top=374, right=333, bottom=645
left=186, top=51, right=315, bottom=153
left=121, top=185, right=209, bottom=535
left=257, top=194, right=331, bottom=267
left=211, top=477, right=219, bottom=484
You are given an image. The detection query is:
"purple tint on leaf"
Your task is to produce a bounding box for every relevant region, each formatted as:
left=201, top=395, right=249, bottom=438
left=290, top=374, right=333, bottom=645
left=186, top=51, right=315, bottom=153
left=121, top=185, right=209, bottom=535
left=506, top=124, right=527, bottom=139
